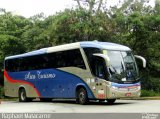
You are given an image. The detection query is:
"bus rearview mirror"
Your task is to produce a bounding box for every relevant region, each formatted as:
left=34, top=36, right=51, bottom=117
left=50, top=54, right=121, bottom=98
left=93, top=53, right=110, bottom=66
left=134, top=55, right=146, bottom=68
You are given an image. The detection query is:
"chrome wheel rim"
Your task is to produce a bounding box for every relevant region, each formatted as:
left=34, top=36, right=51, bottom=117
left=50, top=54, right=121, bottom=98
left=21, top=92, right=25, bottom=101
left=79, top=92, right=85, bottom=103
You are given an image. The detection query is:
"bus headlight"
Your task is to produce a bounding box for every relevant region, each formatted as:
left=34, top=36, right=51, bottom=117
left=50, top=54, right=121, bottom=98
left=137, top=86, right=141, bottom=90
left=112, top=86, right=118, bottom=90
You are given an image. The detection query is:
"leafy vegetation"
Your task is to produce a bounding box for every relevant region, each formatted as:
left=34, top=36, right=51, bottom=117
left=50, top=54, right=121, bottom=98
left=141, top=90, right=160, bottom=97
left=0, top=86, right=4, bottom=98
left=0, top=0, right=160, bottom=97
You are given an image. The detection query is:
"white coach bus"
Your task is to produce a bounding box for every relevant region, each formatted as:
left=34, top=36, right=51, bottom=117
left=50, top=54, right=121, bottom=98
left=4, top=41, right=146, bottom=104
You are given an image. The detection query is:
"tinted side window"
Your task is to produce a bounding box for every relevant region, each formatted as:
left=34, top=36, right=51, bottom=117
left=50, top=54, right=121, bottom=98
left=5, top=49, right=86, bottom=72
left=83, top=48, right=107, bottom=78
left=49, top=49, right=86, bottom=69
left=5, top=59, right=20, bottom=72
left=91, top=56, right=107, bottom=79
left=83, top=48, right=101, bottom=73
left=83, top=48, right=101, bottom=63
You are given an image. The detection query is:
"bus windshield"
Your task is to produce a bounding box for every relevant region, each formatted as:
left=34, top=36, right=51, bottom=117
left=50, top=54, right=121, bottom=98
left=104, top=50, right=139, bottom=83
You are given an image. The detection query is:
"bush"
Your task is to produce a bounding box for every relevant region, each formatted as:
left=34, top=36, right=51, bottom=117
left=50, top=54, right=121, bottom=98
left=141, top=76, right=160, bottom=93
left=0, top=86, right=4, bottom=98
left=141, top=90, right=160, bottom=97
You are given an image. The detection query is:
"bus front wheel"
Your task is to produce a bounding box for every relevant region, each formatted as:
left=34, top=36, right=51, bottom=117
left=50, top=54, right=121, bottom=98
left=76, top=88, right=88, bottom=105
left=107, top=99, right=116, bottom=104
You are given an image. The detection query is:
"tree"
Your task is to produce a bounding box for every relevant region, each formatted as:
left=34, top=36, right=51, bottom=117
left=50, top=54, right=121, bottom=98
left=0, top=0, right=159, bottom=93
left=0, top=11, right=29, bottom=85
left=74, top=0, right=106, bottom=14
left=109, top=0, right=160, bottom=91
left=48, top=8, right=115, bottom=44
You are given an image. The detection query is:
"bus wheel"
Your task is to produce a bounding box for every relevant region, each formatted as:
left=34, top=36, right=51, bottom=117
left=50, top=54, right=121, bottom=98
left=19, top=88, right=28, bottom=102
left=77, top=88, right=88, bottom=105
left=107, top=99, right=116, bottom=104
left=99, top=99, right=105, bottom=103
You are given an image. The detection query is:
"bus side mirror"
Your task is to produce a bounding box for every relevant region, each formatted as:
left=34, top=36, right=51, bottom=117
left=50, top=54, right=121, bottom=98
left=93, top=53, right=110, bottom=66
left=134, top=55, right=146, bottom=68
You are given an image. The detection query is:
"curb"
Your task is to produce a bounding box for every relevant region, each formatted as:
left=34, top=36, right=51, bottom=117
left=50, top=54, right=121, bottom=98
left=120, top=97, right=160, bottom=100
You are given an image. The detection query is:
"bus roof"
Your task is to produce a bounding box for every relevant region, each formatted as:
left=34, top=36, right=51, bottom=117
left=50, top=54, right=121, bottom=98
left=5, top=41, right=131, bottom=60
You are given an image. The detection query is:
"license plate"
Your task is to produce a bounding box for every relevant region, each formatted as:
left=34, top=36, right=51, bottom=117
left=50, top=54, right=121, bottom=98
left=125, top=93, right=131, bottom=97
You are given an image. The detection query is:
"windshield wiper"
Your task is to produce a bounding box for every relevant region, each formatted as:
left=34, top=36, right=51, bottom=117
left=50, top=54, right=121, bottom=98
left=110, top=64, right=117, bottom=73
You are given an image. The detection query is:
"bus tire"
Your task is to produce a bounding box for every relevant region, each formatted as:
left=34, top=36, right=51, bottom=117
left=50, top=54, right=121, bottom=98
left=99, top=99, right=105, bottom=102
left=107, top=99, right=116, bottom=104
left=76, top=88, right=88, bottom=105
left=19, top=88, right=28, bottom=102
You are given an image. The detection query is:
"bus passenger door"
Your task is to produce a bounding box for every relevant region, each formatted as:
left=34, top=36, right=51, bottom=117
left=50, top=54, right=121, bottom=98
left=91, top=56, right=107, bottom=79
left=90, top=56, right=107, bottom=98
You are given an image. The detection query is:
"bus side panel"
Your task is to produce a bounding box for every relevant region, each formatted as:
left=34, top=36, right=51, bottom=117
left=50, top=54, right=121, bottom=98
left=59, top=67, right=95, bottom=99
left=5, top=69, right=95, bottom=99
left=35, top=69, right=95, bottom=99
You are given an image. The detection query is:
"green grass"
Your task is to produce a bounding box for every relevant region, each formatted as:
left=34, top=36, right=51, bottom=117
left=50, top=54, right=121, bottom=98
left=141, top=90, right=160, bottom=97
left=1, top=98, right=18, bottom=101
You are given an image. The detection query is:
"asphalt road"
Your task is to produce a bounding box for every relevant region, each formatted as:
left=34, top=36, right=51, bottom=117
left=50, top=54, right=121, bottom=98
left=0, top=99, right=160, bottom=113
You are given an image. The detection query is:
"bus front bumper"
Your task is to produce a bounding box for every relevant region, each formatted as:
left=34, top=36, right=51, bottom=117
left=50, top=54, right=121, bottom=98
left=107, top=82, right=141, bottom=99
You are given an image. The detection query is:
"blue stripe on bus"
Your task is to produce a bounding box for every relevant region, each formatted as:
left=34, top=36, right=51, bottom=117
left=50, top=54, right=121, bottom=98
left=80, top=41, right=131, bottom=51
left=7, top=69, right=95, bottom=99
left=5, top=48, right=47, bottom=60
left=111, top=82, right=140, bottom=88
